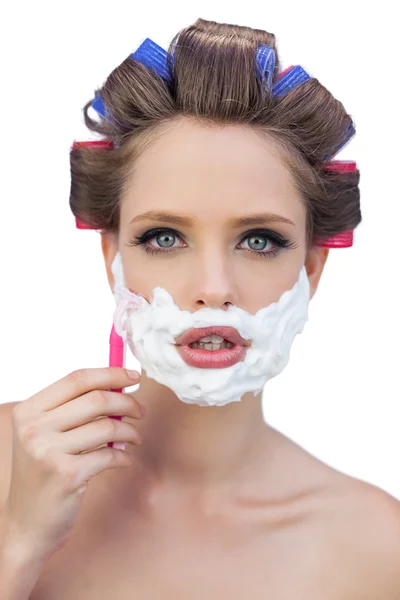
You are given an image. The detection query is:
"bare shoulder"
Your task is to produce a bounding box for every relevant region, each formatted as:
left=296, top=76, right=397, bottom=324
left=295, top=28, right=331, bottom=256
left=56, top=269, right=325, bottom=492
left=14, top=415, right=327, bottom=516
left=321, top=474, right=400, bottom=599
left=279, top=431, right=400, bottom=598
left=0, top=401, right=18, bottom=510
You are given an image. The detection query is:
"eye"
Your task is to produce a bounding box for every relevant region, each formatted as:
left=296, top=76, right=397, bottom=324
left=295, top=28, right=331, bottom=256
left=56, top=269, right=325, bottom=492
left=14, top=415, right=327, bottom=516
left=239, top=233, right=274, bottom=252
left=237, top=229, right=299, bottom=259
left=148, top=230, right=178, bottom=249
left=125, top=228, right=184, bottom=255
left=125, top=227, right=298, bottom=258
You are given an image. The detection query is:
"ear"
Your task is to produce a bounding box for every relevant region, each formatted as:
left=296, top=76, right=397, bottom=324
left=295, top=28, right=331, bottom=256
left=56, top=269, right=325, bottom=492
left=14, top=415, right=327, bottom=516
left=100, top=231, right=119, bottom=292
left=305, top=246, right=330, bottom=300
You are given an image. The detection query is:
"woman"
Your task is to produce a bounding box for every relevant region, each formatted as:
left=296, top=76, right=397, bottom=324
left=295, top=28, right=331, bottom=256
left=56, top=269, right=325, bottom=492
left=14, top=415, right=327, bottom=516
left=1, top=18, right=399, bottom=599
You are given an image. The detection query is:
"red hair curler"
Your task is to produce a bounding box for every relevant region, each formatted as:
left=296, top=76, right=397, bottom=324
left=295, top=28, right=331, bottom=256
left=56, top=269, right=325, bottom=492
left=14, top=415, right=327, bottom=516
left=315, top=160, right=358, bottom=248
left=72, top=140, right=114, bottom=230
left=72, top=140, right=114, bottom=150
left=321, top=160, right=357, bottom=173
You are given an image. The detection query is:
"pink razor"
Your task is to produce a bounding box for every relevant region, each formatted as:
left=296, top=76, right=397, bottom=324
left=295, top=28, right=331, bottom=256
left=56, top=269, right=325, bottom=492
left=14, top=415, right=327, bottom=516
left=107, top=324, right=125, bottom=449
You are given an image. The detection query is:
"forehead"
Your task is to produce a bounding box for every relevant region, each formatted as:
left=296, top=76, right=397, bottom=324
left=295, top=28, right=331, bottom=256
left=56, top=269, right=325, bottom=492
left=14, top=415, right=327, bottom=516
left=120, top=119, right=306, bottom=227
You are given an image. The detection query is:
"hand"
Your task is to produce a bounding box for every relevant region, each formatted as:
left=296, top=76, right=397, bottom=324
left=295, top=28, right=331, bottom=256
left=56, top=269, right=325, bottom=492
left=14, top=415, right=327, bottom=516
left=3, top=367, right=144, bottom=563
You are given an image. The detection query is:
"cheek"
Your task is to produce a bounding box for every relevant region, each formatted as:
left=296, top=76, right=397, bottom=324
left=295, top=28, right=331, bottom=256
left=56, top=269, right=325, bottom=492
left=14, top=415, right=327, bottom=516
left=242, top=262, right=305, bottom=314
left=125, top=273, right=152, bottom=302
left=125, top=269, right=176, bottom=304
left=123, top=260, right=185, bottom=304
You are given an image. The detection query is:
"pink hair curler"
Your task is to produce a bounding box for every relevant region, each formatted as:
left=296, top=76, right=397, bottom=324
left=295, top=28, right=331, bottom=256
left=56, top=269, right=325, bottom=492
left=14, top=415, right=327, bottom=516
left=316, top=230, right=354, bottom=248
left=72, top=140, right=114, bottom=149
left=72, top=140, right=114, bottom=231
left=315, top=160, right=358, bottom=248
left=75, top=217, right=93, bottom=230
left=321, top=160, right=357, bottom=173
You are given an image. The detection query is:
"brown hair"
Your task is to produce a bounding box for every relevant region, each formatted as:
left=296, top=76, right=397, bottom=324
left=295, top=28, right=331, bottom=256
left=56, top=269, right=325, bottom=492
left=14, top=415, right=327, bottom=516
left=69, top=18, right=361, bottom=248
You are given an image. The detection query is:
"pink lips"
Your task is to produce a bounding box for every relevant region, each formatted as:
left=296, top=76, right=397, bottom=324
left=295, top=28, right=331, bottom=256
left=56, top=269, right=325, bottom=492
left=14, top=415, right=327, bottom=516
left=175, top=326, right=251, bottom=369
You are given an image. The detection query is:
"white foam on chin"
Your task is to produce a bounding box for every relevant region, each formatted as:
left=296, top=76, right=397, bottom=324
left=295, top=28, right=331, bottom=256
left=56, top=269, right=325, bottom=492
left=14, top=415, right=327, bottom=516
left=111, top=253, right=310, bottom=407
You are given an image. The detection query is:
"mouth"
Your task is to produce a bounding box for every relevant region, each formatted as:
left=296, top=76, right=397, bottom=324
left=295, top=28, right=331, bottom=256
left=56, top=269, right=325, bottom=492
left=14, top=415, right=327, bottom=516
left=175, top=326, right=251, bottom=369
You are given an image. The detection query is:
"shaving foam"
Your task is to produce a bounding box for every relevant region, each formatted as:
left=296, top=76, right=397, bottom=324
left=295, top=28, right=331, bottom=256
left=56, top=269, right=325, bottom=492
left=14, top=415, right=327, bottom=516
left=111, top=253, right=310, bottom=406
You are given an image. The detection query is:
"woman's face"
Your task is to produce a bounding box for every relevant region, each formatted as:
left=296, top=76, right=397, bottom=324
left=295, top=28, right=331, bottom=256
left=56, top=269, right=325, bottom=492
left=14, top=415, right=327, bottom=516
left=109, top=118, right=326, bottom=312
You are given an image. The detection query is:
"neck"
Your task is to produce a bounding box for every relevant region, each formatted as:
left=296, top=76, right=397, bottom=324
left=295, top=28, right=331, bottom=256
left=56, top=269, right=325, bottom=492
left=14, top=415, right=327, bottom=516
left=129, top=370, right=271, bottom=488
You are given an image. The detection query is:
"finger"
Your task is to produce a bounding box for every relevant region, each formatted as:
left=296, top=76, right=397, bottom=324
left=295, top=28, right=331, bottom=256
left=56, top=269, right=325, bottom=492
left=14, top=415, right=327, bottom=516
left=73, top=445, right=134, bottom=482
left=42, top=391, right=144, bottom=432
left=28, top=368, right=141, bottom=413
left=60, top=417, right=142, bottom=454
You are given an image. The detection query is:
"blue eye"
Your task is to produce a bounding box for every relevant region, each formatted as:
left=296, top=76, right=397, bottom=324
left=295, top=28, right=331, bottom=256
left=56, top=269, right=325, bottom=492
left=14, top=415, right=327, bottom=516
left=237, top=229, right=298, bottom=258
left=126, top=228, right=181, bottom=254
left=126, top=227, right=298, bottom=259
left=153, top=231, right=176, bottom=248
left=241, top=234, right=273, bottom=252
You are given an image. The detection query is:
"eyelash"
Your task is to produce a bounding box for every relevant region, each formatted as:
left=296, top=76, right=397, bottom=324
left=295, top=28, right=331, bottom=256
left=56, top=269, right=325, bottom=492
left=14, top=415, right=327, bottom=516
left=126, top=227, right=298, bottom=259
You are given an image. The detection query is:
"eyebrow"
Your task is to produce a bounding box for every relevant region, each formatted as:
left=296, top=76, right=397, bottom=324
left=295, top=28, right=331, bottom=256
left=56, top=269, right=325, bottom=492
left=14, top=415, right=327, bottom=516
left=129, top=211, right=295, bottom=227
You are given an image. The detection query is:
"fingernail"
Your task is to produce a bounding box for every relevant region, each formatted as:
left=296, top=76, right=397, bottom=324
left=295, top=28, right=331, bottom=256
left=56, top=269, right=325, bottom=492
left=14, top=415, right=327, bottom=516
left=127, top=369, right=139, bottom=380
left=113, top=442, right=126, bottom=450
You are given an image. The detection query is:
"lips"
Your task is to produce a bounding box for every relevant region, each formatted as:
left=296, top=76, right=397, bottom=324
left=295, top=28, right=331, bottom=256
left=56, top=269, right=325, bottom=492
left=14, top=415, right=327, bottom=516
left=175, top=326, right=251, bottom=347
left=174, top=326, right=251, bottom=369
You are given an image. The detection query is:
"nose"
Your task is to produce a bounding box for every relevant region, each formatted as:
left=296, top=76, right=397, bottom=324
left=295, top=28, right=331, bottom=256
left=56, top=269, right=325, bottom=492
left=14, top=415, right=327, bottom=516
left=189, top=248, right=238, bottom=311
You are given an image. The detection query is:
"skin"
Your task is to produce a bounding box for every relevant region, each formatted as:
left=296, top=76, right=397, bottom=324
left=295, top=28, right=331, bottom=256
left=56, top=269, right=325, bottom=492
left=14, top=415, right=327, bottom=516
left=100, top=117, right=329, bottom=493
left=8, top=117, right=400, bottom=599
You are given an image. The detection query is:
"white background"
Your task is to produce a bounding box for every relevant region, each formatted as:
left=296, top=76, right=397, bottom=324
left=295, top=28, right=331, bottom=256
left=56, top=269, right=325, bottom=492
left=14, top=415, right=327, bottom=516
left=1, top=1, right=398, bottom=498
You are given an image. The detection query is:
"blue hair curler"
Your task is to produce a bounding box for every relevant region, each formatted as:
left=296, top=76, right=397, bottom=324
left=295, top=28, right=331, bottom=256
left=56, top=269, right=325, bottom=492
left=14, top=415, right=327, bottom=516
left=255, top=45, right=276, bottom=92
left=272, top=65, right=311, bottom=97
left=91, top=37, right=173, bottom=119
left=131, top=37, right=173, bottom=83
left=322, top=122, right=356, bottom=161
left=91, top=38, right=312, bottom=118
left=92, top=92, right=106, bottom=118
left=90, top=36, right=353, bottom=163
